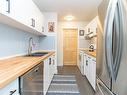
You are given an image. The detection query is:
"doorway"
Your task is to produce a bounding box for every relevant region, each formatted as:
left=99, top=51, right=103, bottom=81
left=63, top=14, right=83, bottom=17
left=63, top=29, right=78, bottom=65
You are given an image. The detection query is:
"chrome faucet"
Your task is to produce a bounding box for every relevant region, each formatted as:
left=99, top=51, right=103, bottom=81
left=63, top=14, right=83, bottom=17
left=28, top=37, right=35, bottom=55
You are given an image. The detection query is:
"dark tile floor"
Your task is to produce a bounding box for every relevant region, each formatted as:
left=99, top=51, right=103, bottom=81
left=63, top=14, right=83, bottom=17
left=57, top=66, right=95, bottom=95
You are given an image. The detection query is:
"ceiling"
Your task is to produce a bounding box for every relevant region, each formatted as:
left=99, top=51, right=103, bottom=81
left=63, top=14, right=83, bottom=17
left=33, top=0, right=102, bottom=22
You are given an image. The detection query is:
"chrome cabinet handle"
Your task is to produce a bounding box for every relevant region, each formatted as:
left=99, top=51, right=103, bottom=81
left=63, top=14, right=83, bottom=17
left=49, top=58, right=52, bottom=65
left=86, top=60, right=88, bottom=66
left=6, top=0, right=10, bottom=13
left=31, top=18, right=35, bottom=27
left=9, top=89, right=17, bottom=95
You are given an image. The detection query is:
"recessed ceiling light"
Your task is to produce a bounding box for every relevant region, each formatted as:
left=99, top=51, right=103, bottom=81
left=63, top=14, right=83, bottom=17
left=64, top=15, right=75, bottom=21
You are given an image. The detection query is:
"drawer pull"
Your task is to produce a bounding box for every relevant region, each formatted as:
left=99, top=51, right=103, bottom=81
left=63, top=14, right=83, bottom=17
left=6, top=0, right=10, bottom=13
left=10, top=89, right=17, bottom=95
left=86, top=60, right=88, bottom=66
left=49, top=58, right=52, bottom=65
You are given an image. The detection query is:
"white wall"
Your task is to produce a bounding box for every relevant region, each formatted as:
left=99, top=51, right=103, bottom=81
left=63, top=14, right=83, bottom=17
left=43, top=12, right=57, bottom=36
left=39, top=12, right=57, bottom=51
left=0, top=23, right=40, bottom=59
left=39, top=12, right=58, bottom=67
left=57, top=21, right=89, bottom=66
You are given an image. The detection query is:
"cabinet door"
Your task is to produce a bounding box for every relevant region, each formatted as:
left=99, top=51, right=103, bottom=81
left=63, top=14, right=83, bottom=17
left=79, top=51, right=84, bottom=75
left=0, top=0, right=34, bottom=28
left=85, top=55, right=89, bottom=80
left=43, top=59, right=49, bottom=94
left=88, top=56, right=92, bottom=84
left=53, top=54, right=57, bottom=74
left=91, top=58, right=96, bottom=90
left=0, top=0, right=11, bottom=16
left=49, top=57, right=54, bottom=83
left=83, top=54, right=87, bottom=75
left=52, top=54, right=57, bottom=75
left=2, top=0, right=31, bottom=25
left=35, top=9, right=45, bottom=33
left=28, top=0, right=44, bottom=32
left=0, top=79, right=19, bottom=95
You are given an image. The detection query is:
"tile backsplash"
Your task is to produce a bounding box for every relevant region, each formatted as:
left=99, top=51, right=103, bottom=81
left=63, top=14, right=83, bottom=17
left=90, top=37, right=97, bottom=49
left=0, top=23, right=40, bottom=58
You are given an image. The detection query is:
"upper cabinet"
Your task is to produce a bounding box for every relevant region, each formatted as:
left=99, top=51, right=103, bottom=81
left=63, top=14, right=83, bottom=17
left=0, top=0, right=45, bottom=36
left=85, top=16, right=98, bottom=38
left=26, top=0, right=45, bottom=33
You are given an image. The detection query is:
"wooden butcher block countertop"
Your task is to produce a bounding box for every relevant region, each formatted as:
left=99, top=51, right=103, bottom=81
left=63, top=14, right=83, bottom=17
left=0, top=51, right=55, bottom=89
left=79, top=48, right=96, bottom=58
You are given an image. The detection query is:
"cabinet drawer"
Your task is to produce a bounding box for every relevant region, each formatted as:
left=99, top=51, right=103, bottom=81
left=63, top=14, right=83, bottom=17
left=0, top=78, right=19, bottom=95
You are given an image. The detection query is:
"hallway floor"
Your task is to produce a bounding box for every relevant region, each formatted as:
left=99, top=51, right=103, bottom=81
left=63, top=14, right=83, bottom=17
left=52, top=66, right=95, bottom=95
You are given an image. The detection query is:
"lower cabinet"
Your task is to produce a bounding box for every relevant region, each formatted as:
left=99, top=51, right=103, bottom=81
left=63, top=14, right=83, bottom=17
left=91, top=58, right=96, bottom=90
left=79, top=51, right=84, bottom=75
left=85, top=54, right=89, bottom=79
left=43, top=54, right=56, bottom=95
left=0, top=78, right=19, bottom=95
left=84, top=54, right=96, bottom=90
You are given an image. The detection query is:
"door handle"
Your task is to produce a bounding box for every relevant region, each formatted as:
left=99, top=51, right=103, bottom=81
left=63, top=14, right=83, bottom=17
left=112, top=1, right=123, bottom=80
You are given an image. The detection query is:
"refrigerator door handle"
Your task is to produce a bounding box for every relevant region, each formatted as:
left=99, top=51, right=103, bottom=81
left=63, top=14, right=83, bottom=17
left=104, top=0, right=119, bottom=80
left=112, top=1, right=123, bottom=80
left=105, top=0, right=116, bottom=80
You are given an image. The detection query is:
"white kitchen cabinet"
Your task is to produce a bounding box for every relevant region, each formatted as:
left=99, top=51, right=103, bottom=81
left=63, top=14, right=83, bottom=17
left=49, top=57, right=54, bottom=83
left=0, top=0, right=45, bottom=36
left=27, top=0, right=44, bottom=32
left=84, top=54, right=96, bottom=90
left=79, top=51, right=84, bottom=75
left=0, top=78, right=19, bottom=95
left=85, top=16, right=98, bottom=38
left=86, top=55, right=92, bottom=82
left=91, top=57, right=96, bottom=90
left=52, top=54, right=58, bottom=74
left=33, top=5, right=45, bottom=33
left=83, top=54, right=87, bottom=75
left=0, top=0, right=8, bottom=15
left=0, top=0, right=30, bottom=24
left=43, top=54, right=57, bottom=95
left=85, top=54, right=89, bottom=80
left=43, top=58, right=49, bottom=95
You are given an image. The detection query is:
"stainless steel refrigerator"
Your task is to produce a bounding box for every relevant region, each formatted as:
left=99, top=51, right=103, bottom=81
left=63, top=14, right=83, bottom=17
left=96, top=0, right=127, bottom=95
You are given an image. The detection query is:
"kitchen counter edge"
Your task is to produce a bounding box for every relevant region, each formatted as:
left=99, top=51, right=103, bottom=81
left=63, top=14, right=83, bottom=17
left=0, top=51, right=55, bottom=89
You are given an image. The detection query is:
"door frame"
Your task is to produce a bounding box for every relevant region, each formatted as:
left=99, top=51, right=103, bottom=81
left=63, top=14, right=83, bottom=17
left=62, top=28, right=79, bottom=66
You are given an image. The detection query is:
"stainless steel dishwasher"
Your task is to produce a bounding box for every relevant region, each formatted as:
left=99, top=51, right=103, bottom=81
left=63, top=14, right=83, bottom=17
left=20, top=62, right=43, bottom=95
